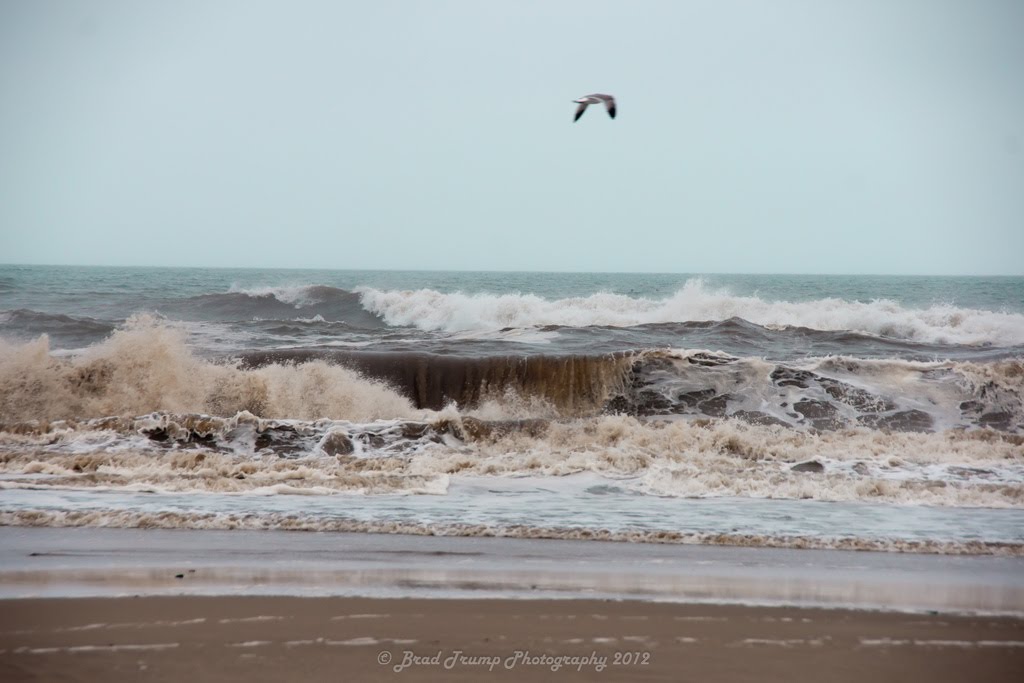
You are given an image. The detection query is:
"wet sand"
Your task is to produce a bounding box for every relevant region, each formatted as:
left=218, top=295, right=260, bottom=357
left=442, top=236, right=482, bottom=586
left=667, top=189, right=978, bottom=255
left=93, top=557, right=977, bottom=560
left=4, top=527, right=1024, bottom=611
left=2, top=596, right=1023, bottom=682
left=1, top=527, right=1023, bottom=681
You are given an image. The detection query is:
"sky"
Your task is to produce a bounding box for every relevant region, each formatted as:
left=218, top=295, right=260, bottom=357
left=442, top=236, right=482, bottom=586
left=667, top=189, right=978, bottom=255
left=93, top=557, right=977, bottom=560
left=1, top=0, right=1022, bottom=275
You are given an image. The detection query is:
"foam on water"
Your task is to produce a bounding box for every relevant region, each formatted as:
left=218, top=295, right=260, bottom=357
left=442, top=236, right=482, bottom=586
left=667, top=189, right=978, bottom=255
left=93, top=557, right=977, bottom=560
left=357, top=279, right=1024, bottom=346
left=2, top=278, right=1023, bottom=554
left=1, top=409, right=1021, bottom=508
left=1, top=506, right=1019, bottom=556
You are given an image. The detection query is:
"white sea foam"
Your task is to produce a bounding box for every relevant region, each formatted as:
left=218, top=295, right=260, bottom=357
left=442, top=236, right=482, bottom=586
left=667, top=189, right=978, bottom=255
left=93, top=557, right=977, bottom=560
left=2, top=411, right=1020, bottom=507
left=418, top=415, right=1024, bottom=507
left=0, top=443, right=452, bottom=496
left=2, top=508, right=1018, bottom=555
left=357, top=279, right=1024, bottom=345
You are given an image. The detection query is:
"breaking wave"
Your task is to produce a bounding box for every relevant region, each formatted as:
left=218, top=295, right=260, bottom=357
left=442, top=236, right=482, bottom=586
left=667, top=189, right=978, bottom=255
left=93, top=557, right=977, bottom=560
left=0, top=315, right=415, bottom=423
left=358, top=279, right=1024, bottom=346
left=1, top=318, right=1020, bottom=432
left=177, top=284, right=385, bottom=328
left=0, top=316, right=1021, bottom=539
left=5, top=270, right=1023, bottom=555
left=0, top=309, right=117, bottom=348
left=236, top=348, right=1024, bottom=433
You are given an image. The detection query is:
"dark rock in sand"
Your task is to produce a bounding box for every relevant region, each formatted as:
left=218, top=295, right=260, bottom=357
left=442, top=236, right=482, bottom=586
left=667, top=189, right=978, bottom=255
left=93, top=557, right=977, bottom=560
left=458, top=416, right=549, bottom=441
left=400, top=422, right=431, bottom=439
left=632, top=391, right=675, bottom=416
left=686, top=353, right=737, bottom=367
left=732, top=410, right=791, bottom=428
left=772, top=368, right=896, bottom=415
left=979, top=412, right=1013, bottom=431
left=959, top=400, right=983, bottom=413
left=858, top=410, right=933, bottom=433
left=948, top=466, right=996, bottom=479
left=320, top=431, right=354, bottom=456
left=357, top=433, right=387, bottom=449
left=823, top=381, right=896, bottom=412
left=791, top=460, right=825, bottom=473
left=144, top=428, right=170, bottom=442
left=811, top=418, right=849, bottom=432
left=677, top=389, right=717, bottom=408
left=793, top=400, right=838, bottom=419
left=770, top=367, right=817, bottom=389
left=699, top=394, right=731, bottom=417
left=603, top=395, right=631, bottom=414
left=254, top=427, right=309, bottom=456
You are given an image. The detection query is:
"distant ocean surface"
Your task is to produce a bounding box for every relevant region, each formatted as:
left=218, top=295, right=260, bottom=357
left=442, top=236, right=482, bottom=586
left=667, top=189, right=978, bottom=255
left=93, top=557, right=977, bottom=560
left=1, top=265, right=1022, bottom=554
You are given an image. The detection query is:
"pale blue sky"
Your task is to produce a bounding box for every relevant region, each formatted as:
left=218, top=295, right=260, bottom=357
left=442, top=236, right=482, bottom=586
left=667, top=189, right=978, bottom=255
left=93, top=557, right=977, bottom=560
left=1, top=0, right=1022, bottom=274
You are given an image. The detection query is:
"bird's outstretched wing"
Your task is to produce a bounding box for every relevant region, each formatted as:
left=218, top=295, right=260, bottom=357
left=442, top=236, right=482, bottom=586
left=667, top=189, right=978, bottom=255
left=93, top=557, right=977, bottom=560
left=600, top=95, right=616, bottom=119
left=574, top=102, right=589, bottom=122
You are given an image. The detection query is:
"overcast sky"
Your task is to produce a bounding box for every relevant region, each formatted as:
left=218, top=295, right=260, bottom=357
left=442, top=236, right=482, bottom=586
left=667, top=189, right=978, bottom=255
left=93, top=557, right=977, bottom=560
left=1, top=0, right=1022, bottom=274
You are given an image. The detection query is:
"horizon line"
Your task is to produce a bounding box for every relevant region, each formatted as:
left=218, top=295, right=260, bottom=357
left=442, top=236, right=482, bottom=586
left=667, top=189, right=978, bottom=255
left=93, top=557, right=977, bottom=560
left=2, top=262, right=1022, bottom=278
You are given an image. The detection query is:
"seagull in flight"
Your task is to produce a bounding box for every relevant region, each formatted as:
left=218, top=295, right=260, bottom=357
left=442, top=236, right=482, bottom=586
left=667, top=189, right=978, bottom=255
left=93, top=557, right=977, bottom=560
left=573, top=93, right=616, bottom=122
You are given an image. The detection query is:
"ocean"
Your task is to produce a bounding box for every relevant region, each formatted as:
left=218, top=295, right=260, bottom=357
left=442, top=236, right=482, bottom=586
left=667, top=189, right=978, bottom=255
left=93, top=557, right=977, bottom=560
left=1, top=265, right=1022, bottom=554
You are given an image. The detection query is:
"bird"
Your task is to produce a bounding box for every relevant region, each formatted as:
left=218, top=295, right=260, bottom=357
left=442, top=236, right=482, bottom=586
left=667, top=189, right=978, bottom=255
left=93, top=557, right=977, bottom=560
left=573, top=94, right=616, bottom=122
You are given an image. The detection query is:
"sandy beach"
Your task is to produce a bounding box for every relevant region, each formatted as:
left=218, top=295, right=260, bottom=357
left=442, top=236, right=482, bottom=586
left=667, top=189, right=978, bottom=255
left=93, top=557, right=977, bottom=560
left=2, top=595, right=1023, bottom=682
left=1, top=527, right=1023, bottom=681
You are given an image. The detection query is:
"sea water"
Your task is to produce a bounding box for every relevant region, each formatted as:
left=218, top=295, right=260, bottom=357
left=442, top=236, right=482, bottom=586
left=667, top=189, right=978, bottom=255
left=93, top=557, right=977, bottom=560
left=1, top=265, right=1022, bottom=553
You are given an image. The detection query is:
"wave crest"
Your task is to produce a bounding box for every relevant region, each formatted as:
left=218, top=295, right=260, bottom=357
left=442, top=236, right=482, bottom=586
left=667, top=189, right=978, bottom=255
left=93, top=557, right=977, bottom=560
left=177, top=285, right=385, bottom=328
left=357, top=279, right=1024, bottom=346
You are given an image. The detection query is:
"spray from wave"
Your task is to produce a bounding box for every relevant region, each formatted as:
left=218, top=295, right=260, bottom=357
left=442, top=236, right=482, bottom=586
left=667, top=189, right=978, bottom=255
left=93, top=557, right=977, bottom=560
left=0, top=315, right=415, bottom=423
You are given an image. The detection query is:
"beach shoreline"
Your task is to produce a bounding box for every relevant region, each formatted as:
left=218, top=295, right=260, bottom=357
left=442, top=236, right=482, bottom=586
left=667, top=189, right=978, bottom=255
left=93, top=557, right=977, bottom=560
left=2, top=519, right=1024, bottom=680
left=2, top=526, right=1024, bottom=613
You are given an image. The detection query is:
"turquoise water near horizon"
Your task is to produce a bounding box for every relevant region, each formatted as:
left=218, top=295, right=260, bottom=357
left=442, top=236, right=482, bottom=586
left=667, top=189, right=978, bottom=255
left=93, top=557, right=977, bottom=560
left=2, top=264, right=1022, bottom=315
